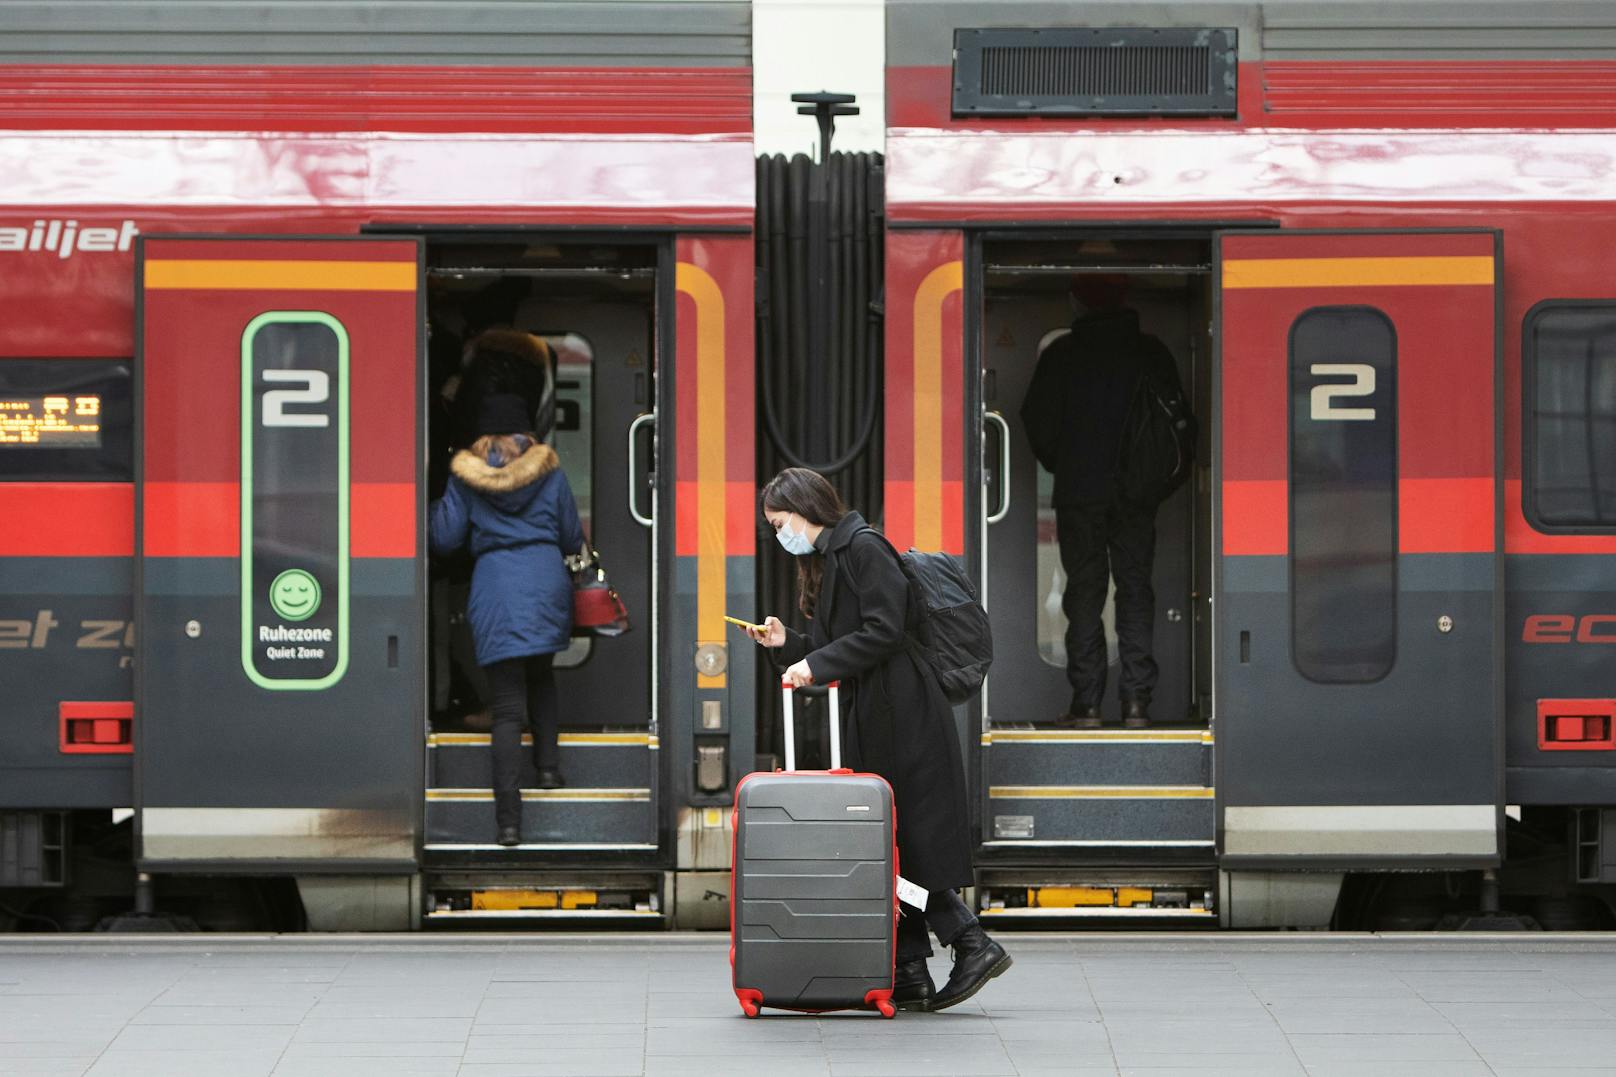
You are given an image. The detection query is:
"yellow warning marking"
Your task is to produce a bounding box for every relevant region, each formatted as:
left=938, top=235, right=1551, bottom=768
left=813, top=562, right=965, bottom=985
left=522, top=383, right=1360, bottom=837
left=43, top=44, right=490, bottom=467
left=982, top=729, right=1213, bottom=745
left=989, top=785, right=1214, bottom=799
left=677, top=261, right=728, bottom=688
left=1221, top=256, right=1494, bottom=290
left=144, top=259, right=416, bottom=292
left=425, top=788, right=650, bottom=802
left=912, top=260, right=963, bottom=552
left=472, top=889, right=598, bottom=911
left=428, top=732, right=653, bottom=747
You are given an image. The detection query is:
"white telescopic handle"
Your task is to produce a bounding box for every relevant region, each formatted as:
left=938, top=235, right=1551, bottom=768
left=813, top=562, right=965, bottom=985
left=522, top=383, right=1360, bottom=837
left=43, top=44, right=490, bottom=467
left=780, top=681, right=841, bottom=771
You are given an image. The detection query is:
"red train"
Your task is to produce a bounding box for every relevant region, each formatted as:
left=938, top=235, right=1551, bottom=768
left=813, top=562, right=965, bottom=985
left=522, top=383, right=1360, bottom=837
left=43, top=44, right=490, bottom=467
left=1, top=0, right=1614, bottom=930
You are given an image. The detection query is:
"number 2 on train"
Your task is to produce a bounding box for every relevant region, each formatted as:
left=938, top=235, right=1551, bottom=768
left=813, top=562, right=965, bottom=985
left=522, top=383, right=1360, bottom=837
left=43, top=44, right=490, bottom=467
left=1309, top=363, right=1377, bottom=421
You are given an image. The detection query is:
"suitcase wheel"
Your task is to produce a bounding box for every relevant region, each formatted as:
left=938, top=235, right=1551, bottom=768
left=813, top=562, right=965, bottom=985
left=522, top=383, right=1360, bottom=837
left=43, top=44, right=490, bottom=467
left=876, top=998, right=896, bottom=1019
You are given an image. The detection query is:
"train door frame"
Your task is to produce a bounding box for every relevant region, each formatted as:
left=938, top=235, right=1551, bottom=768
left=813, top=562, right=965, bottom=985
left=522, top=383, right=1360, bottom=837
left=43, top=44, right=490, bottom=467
left=366, top=223, right=679, bottom=864
left=961, top=222, right=1273, bottom=854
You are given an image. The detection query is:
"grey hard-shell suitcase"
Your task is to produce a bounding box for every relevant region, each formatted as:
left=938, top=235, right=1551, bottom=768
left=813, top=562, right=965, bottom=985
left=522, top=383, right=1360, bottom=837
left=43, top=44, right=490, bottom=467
left=730, top=681, right=898, bottom=1018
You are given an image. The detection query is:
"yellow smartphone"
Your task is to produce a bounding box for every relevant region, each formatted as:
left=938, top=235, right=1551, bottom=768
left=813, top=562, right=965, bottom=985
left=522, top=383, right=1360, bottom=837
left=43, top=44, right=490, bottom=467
left=723, top=614, right=764, bottom=633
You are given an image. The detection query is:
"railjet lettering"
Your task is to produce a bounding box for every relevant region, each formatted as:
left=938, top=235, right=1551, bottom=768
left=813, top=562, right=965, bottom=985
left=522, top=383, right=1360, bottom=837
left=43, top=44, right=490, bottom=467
left=0, top=220, right=138, bottom=259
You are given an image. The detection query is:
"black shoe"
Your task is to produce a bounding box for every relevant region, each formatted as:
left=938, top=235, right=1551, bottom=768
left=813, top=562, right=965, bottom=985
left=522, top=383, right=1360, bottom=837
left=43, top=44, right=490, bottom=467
left=496, top=825, right=521, bottom=847
left=931, top=926, right=1012, bottom=1012
left=534, top=768, right=565, bottom=790
left=892, top=957, right=936, bottom=1012
left=1056, top=704, right=1103, bottom=730
left=1122, top=700, right=1151, bottom=729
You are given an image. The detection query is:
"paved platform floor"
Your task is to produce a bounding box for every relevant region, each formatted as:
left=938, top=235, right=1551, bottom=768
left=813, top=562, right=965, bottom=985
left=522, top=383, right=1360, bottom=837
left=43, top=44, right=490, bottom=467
left=4, top=933, right=1616, bottom=1076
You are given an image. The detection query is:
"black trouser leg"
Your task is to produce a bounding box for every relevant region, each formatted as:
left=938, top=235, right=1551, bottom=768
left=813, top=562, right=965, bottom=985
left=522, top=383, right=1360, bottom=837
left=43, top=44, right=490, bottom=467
left=1056, top=506, right=1111, bottom=708
left=895, top=889, right=979, bottom=963
left=1109, top=502, right=1159, bottom=705
left=484, top=657, right=527, bottom=831
left=525, top=653, right=559, bottom=772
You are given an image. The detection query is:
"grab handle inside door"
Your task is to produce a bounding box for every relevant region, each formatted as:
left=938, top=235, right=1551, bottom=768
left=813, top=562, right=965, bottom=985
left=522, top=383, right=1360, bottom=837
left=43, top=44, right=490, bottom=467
left=984, top=410, right=1011, bottom=524
left=627, top=412, right=655, bottom=528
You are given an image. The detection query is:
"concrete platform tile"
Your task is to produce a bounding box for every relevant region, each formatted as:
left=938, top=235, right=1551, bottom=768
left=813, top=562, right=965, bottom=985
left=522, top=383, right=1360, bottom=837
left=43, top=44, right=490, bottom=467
left=459, top=1046, right=645, bottom=1068
left=1397, top=974, right=1586, bottom=1003
left=84, top=1049, right=283, bottom=1077
left=272, top=1056, right=461, bottom=1075
left=106, top=1024, right=294, bottom=1052
left=291, top=1017, right=472, bottom=1044
left=1118, top=1068, right=1303, bottom=1077
left=467, top=1029, right=646, bottom=1051
left=1287, top=1032, right=1483, bottom=1064
left=0, top=1065, right=91, bottom=1077
left=1432, top=1000, right=1616, bottom=1028
left=306, top=998, right=482, bottom=1020
left=455, top=1063, right=643, bottom=1077
left=1302, top=1062, right=1497, bottom=1077
left=1266, top=1011, right=1458, bottom=1035
left=642, top=1059, right=829, bottom=1077
left=277, top=1041, right=466, bottom=1058
left=128, top=1004, right=309, bottom=1025
left=826, top=1062, right=1016, bottom=1077
left=152, top=985, right=326, bottom=1008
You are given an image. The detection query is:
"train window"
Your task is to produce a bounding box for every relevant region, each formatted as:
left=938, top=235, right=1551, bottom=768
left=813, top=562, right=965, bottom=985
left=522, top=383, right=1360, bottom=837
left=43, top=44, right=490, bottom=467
left=1525, top=303, right=1616, bottom=530
left=1289, top=307, right=1397, bottom=684
left=0, top=359, right=132, bottom=481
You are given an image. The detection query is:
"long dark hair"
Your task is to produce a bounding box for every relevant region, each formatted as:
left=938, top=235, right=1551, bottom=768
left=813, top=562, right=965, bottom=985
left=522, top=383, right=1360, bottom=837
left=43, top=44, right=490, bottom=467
left=760, top=467, right=849, bottom=618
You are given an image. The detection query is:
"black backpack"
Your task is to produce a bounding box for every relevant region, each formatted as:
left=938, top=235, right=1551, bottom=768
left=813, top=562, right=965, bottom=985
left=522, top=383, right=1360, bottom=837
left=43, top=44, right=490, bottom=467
left=1117, top=370, right=1197, bottom=505
left=853, top=528, right=993, bottom=705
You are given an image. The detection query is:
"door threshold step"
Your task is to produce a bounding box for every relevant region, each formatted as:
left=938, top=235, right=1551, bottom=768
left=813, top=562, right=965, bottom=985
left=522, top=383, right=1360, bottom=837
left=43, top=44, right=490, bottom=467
left=980, top=905, right=1216, bottom=919
left=428, top=732, right=657, bottom=748
left=426, top=908, right=661, bottom=920
left=990, top=785, right=1213, bottom=799
left=426, top=788, right=650, bottom=802
left=980, top=838, right=1215, bottom=848
left=424, top=842, right=659, bottom=853
left=983, top=728, right=1212, bottom=745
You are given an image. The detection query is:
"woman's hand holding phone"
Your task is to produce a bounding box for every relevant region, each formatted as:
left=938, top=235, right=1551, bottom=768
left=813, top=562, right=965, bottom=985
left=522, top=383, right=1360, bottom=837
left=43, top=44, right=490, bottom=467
left=749, top=616, right=786, bottom=648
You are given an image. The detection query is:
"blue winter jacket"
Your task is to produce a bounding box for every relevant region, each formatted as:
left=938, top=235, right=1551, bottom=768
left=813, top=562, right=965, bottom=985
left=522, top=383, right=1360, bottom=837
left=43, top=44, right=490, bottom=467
left=429, top=442, right=585, bottom=665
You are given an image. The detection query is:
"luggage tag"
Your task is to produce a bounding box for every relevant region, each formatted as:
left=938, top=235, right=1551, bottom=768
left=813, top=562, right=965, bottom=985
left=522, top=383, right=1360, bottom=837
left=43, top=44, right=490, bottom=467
left=896, top=875, right=929, bottom=910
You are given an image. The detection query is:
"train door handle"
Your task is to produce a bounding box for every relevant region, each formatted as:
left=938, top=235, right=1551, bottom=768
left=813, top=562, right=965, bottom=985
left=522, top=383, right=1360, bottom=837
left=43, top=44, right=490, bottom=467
left=984, top=410, right=1011, bottom=524
left=627, top=412, right=655, bottom=528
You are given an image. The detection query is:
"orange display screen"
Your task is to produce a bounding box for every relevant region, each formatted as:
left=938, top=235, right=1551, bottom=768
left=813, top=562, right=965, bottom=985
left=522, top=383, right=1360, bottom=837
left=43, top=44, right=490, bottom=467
left=0, top=394, right=102, bottom=446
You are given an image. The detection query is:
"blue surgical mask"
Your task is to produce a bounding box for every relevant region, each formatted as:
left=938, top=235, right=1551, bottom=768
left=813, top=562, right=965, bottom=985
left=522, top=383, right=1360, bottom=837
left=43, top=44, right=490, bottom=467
left=776, top=517, right=815, bottom=557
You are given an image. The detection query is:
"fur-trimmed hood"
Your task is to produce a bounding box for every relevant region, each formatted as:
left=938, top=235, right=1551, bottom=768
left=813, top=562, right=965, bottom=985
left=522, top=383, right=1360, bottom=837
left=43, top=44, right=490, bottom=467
left=451, top=443, right=559, bottom=496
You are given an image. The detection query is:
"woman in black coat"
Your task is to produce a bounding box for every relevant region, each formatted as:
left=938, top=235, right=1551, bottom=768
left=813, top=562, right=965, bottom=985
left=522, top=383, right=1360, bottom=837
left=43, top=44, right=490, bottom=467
left=752, top=467, right=1012, bottom=1012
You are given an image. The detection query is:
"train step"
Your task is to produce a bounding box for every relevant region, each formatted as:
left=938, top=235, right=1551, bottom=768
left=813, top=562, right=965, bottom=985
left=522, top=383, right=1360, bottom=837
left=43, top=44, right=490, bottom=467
left=427, top=730, right=655, bottom=790
left=981, top=727, right=1214, bottom=852
left=423, top=787, right=657, bottom=852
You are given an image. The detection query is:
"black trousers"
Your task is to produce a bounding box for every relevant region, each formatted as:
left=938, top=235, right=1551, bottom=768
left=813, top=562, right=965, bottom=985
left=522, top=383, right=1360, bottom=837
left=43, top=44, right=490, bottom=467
left=1056, top=501, right=1159, bottom=708
left=896, top=888, right=978, bottom=962
left=484, top=653, right=559, bottom=831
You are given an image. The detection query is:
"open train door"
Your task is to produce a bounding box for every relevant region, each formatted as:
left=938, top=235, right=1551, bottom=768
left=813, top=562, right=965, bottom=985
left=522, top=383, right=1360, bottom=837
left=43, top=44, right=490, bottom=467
left=135, top=237, right=424, bottom=902
left=1214, top=230, right=1502, bottom=870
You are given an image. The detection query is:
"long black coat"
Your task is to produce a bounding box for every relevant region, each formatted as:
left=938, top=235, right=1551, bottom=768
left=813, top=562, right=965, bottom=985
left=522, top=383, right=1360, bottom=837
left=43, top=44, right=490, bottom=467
left=777, top=512, right=974, bottom=893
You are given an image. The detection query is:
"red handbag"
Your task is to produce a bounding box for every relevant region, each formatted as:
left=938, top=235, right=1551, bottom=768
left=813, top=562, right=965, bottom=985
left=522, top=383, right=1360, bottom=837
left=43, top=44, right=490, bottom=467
left=572, top=550, right=630, bottom=637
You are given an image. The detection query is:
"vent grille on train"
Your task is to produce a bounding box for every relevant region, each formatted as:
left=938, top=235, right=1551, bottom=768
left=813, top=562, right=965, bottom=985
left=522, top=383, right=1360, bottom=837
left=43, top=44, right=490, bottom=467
left=953, top=28, right=1238, bottom=117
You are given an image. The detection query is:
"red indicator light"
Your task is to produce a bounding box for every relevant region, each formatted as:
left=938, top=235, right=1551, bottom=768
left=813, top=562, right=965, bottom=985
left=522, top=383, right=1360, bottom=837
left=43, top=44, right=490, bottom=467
left=58, top=701, right=133, bottom=754
left=1538, top=700, right=1616, bottom=751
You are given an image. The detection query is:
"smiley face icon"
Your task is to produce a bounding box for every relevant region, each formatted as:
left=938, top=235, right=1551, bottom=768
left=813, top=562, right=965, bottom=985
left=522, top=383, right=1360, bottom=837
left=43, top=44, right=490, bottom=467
left=269, top=569, right=322, bottom=622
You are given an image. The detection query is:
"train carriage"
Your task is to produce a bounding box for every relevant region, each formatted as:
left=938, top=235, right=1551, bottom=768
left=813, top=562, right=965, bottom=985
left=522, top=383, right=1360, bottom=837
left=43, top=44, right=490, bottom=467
left=884, top=0, right=1616, bottom=927
left=0, top=1, right=757, bottom=929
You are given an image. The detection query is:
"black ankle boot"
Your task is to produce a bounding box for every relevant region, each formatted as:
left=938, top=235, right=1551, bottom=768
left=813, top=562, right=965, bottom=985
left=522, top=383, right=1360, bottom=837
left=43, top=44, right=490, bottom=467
left=892, top=957, right=935, bottom=1012
left=534, top=768, right=565, bottom=790
left=1122, top=699, right=1151, bottom=729
left=496, top=825, right=521, bottom=847
left=931, top=925, right=1011, bottom=1011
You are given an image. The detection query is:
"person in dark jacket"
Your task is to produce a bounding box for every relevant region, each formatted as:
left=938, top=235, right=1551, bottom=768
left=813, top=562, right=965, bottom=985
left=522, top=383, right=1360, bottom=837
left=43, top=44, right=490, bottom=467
left=429, top=392, right=585, bottom=847
left=1020, top=274, right=1186, bottom=729
left=750, top=467, right=1012, bottom=1012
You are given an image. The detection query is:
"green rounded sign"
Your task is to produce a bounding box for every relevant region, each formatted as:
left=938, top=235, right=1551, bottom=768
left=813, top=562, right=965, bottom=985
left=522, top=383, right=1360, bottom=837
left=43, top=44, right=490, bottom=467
left=269, top=568, right=322, bottom=622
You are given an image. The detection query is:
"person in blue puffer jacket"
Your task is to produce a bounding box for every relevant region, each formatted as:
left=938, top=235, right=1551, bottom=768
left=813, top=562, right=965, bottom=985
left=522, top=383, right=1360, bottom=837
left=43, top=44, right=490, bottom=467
left=430, top=391, right=585, bottom=847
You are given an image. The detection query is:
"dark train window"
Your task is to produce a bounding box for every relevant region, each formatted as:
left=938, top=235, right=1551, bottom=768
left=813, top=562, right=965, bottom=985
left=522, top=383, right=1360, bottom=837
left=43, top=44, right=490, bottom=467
left=1525, top=303, right=1616, bottom=530
left=1289, top=307, right=1398, bottom=684
left=0, top=359, right=132, bottom=481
